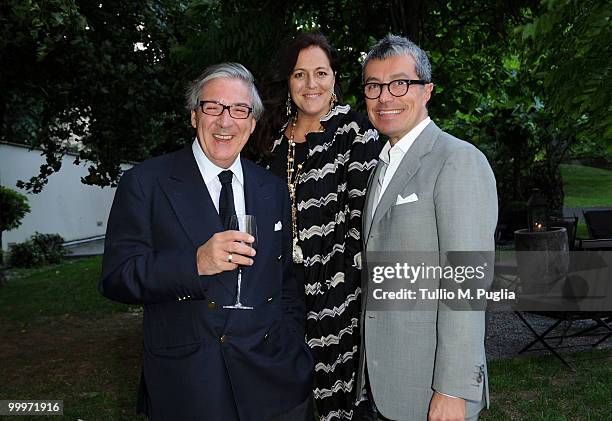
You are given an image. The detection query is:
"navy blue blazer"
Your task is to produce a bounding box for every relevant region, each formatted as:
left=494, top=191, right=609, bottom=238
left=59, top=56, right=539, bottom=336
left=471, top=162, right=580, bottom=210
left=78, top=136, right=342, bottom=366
left=100, top=145, right=313, bottom=421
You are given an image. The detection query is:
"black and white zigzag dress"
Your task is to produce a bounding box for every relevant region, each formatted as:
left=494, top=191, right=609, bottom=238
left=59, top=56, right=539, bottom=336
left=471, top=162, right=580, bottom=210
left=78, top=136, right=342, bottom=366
left=268, top=104, right=380, bottom=421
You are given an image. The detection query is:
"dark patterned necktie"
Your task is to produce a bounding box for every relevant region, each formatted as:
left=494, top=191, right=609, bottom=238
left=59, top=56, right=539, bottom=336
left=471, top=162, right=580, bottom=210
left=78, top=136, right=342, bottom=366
left=218, top=170, right=236, bottom=229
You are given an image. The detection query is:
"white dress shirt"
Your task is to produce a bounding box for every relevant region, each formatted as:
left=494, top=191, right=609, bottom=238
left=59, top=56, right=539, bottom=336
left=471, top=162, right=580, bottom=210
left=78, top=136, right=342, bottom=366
left=372, top=117, right=431, bottom=217
left=191, top=139, right=246, bottom=216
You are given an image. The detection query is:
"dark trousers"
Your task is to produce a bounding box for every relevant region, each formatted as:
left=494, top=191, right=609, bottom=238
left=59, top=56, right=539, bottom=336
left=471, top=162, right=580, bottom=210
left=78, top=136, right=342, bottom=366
left=267, top=394, right=314, bottom=421
left=352, top=365, right=395, bottom=421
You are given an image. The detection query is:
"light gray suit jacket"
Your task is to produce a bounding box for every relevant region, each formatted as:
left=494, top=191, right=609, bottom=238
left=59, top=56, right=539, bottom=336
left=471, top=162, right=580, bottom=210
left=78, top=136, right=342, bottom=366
left=356, top=121, right=498, bottom=421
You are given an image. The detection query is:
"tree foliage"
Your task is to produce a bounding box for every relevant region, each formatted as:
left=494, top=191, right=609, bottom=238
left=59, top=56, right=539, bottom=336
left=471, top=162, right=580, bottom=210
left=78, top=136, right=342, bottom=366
left=519, top=0, right=611, bottom=144
left=0, top=186, right=30, bottom=232
left=0, top=186, right=31, bottom=265
left=1, top=0, right=609, bottom=221
left=1, top=0, right=190, bottom=191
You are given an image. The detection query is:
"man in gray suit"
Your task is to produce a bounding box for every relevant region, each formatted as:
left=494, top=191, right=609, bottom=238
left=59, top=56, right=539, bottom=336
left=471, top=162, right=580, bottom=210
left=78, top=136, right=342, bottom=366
left=355, top=35, right=498, bottom=421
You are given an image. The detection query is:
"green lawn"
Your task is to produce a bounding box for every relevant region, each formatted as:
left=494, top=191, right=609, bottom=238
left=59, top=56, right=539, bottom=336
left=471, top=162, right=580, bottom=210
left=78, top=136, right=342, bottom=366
left=2, top=257, right=611, bottom=419
left=1, top=257, right=144, bottom=419
left=0, top=256, right=133, bottom=321
left=560, top=164, right=612, bottom=239
left=481, top=349, right=612, bottom=420
left=561, top=164, right=612, bottom=208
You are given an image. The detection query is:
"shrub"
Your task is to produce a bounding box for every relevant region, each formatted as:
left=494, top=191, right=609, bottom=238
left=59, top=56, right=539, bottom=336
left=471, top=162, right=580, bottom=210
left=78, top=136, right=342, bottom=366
left=8, top=232, right=66, bottom=268
left=8, top=240, right=45, bottom=268
left=31, top=233, right=66, bottom=264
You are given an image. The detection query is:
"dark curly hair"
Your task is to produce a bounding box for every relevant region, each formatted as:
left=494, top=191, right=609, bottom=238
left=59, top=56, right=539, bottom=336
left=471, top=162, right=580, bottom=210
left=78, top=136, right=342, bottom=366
left=250, top=31, right=343, bottom=161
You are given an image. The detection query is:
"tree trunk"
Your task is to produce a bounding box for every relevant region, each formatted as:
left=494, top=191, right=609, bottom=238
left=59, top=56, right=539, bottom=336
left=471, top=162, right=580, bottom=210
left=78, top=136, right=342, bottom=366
left=0, top=230, right=4, bottom=266
left=390, top=0, right=425, bottom=42
left=0, top=230, right=6, bottom=287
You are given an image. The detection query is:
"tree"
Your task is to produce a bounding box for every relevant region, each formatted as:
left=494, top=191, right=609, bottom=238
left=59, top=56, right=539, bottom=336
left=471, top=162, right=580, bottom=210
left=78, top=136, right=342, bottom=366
left=1, top=0, right=190, bottom=192
left=0, top=186, right=31, bottom=265
left=519, top=0, right=612, bottom=145
left=0, top=0, right=91, bottom=192
left=4, top=0, right=608, bottom=212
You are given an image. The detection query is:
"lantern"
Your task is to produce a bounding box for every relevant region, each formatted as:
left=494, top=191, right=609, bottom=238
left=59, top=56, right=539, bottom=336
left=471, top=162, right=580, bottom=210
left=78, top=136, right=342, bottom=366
left=527, top=188, right=549, bottom=232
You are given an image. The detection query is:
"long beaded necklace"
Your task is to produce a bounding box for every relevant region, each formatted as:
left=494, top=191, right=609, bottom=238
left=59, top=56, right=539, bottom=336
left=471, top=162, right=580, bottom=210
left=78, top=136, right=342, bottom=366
left=287, top=116, right=304, bottom=264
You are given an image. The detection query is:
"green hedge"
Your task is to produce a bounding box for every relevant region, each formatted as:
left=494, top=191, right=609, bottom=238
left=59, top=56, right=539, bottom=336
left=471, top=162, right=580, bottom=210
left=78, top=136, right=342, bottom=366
left=9, top=232, right=66, bottom=268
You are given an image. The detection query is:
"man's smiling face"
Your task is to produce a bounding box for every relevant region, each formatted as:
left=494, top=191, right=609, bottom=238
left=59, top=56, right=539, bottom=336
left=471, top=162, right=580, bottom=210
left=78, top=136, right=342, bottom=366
left=364, top=54, right=433, bottom=145
left=191, top=77, right=256, bottom=168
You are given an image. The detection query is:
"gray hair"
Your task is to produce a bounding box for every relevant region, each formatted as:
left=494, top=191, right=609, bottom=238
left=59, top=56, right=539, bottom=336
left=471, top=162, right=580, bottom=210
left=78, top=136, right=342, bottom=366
left=362, top=34, right=432, bottom=83
left=185, top=62, right=264, bottom=120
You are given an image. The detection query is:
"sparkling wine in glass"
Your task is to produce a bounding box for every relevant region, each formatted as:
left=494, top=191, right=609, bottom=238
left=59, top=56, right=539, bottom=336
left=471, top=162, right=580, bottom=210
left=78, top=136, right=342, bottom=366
left=224, top=215, right=257, bottom=310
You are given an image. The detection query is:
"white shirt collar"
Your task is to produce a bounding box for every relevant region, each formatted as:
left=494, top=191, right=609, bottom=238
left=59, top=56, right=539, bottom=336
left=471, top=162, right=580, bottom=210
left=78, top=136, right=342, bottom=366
left=379, top=116, right=431, bottom=164
left=191, top=139, right=244, bottom=186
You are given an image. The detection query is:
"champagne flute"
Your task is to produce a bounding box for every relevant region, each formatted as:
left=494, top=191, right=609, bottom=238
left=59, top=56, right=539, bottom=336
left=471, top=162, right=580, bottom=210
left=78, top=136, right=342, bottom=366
left=224, top=215, right=257, bottom=310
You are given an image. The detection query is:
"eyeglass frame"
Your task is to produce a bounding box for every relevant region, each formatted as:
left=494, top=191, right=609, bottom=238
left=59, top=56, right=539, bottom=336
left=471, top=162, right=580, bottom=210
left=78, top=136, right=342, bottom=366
left=363, top=79, right=429, bottom=100
left=198, top=100, right=253, bottom=119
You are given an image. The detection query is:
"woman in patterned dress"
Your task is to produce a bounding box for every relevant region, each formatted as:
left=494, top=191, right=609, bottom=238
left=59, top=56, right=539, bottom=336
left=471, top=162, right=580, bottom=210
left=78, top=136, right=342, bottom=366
left=252, top=31, right=381, bottom=421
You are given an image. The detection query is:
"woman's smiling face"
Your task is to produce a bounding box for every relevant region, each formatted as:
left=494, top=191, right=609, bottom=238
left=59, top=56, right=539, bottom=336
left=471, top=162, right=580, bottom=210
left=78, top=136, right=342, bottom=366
left=288, top=46, right=335, bottom=119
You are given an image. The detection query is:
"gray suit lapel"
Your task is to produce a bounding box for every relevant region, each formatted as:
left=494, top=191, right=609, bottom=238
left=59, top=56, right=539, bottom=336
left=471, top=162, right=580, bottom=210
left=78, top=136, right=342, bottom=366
left=370, top=121, right=440, bottom=229
left=363, top=161, right=384, bottom=243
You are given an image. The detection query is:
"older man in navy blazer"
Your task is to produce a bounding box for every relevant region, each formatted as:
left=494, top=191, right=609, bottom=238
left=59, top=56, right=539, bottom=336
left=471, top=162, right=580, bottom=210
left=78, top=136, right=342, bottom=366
left=100, top=63, right=313, bottom=421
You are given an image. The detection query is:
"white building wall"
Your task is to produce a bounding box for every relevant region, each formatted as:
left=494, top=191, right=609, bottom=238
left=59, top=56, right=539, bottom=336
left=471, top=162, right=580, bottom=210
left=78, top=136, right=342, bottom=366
left=0, top=142, right=132, bottom=251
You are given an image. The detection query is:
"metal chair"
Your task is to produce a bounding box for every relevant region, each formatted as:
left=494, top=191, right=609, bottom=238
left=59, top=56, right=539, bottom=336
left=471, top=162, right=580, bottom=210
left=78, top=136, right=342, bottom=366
left=580, top=209, right=612, bottom=250
left=515, top=311, right=612, bottom=369
left=515, top=213, right=612, bottom=367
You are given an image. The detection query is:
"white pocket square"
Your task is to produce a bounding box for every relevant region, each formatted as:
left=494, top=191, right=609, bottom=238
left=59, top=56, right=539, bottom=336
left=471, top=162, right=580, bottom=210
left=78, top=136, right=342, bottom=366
left=396, top=193, right=419, bottom=205
left=274, top=221, right=282, bottom=231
